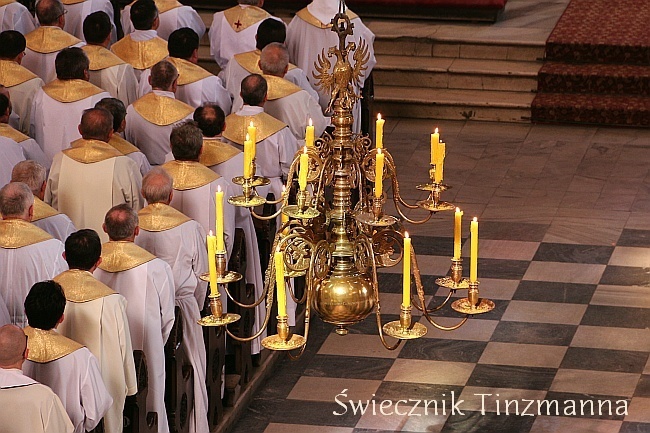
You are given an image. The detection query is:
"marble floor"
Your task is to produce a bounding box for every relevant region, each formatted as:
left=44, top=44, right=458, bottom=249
left=230, top=119, right=650, bottom=433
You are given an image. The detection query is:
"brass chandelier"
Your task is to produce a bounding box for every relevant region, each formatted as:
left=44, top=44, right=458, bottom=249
left=199, top=2, right=494, bottom=356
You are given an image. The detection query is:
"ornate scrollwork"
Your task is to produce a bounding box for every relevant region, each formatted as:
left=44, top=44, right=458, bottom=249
left=353, top=235, right=373, bottom=274
left=278, top=231, right=313, bottom=274
left=311, top=240, right=331, bottom=280
left=371, top=229, right=403, bottom=268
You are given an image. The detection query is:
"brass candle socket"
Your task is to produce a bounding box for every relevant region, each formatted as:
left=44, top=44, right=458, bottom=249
left=283, top=189, right=320, bottom=220
left=435, top=258, right=470, bottom=290
left=197, top=292, right=240, bottom=327
left=261, top=315, right=306, bottom=351
left=216, top=252, right=227, bottom=279
left=296, top=189, right=310, bottom=211
left=382, top=304, right=428, bottom=340
left=451, top=279, right=496, bottom=315
left=372, top=194, right=383, bottom=222
left=468, top=281, right=479, bottom=306
left=210, top=293, right=223, bottom=319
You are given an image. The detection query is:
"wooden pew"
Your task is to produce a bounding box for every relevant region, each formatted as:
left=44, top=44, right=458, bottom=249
left=165, top=307, right=195, bottom=433
left=123, top=350, right=158, bottom=433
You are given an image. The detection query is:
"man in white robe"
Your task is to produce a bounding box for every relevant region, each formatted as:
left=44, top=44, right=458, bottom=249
left=45, top=107, right=143, bottom=242
left=0, top=136, right=25, bottom=186
left=209, top=0, right=283, bottom=69
left=82, top=12, right=138, bottom=108
left=221, top=18, right=318, bottom=102
left=56, top=229, right=137, bottom=433
left=0, top=182, right=67, bottom=327
left=223, top=74, right=299, bottom=207
left=135, top=167, right=209, bottom=433
left=286, top=0, right=376, bottom=132
left=30, top=47, right=111, bottom=161
left=10, top=160, right=76, bottom=242
left=193, top=105, right=268, bottom=350
left=121, top=0, right=205, bottom=40
left=0, top=324, right=74, bottom=433
left=0, top=90, right=50, bottom=168
left=0, top=0, right=36, bottom=34
left=95, top=203, right=175, bottom=433
left=111, top=0, right=168, bottom=82
left=95, top=97, right=151, bottom=176
left=232, top=44, right=328, bottom=146
left=125, top=59, right=193, bottom=165
left=22, top=0, right=83, bottom=83
left=61, top=0, right=116, bottom=44
left=0, top=31, right=44, bottom=135
left=137, top=27, right=232, bottom=114
left=22, top=280, right=112, bottom=433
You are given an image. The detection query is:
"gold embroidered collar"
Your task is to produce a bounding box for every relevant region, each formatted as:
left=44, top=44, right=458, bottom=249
left=42, top=79, right=104, bottom=103
left=111, top=35, right=168, bottom=70
left=0, top=0, right=15, bottom=7
left=296, top=7, right=358, bottom=29
left=0, top=123, right=29, bottom=143
left=54, top=269, right=116, bottom=302
left=25, top=27, right=81, bottom=54
left=64, top=139, right=122, bottom=163
left=108, top=134, right=139, bottom=155
left=155, top=0, right=182, bottom=14
left=0, top=60, right=38, bottom=87
left=161, top=160, right=219, bottom=190
left=132, top=92, right=193, bottom=126
left=61, top=0, right=86, bottom=5
left=82, top=44, right=125, bottom=71
left=32, top=198, right=59, bottom=222
left=263, top=74, right=302, bottom=100
left=24, top=327, right=83, bottom=363
left=224, top=5, right=270, bottom=32
left=99, top=241, right=156, bottom=273
left=222, top=112, right=286, bottom=145
left=0, top=219, right=52, bottom=249
left=168, top=57, right=212, bottom=86
left=200, top=138, right=241, bottom=167
left=234, top=50, right=296, bottom=75
left=139, top=203, right=190, bottom=232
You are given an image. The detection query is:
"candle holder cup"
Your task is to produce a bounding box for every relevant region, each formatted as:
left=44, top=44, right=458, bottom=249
left=451, top=280, right=495, bottom=315
left=383, top=303, right=428, bottom=339
left=261, top=315, right=306, bottom=350
left=436, top=258, right=470, bottom=290
left=198, top=251, right=242, bottom=326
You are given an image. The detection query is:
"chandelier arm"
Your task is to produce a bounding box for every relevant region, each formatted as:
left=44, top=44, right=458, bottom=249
left=420, top=313, right=469, bottom=331
left=392, top=195, right=434, bottom=225
left=287, top=255, right=319, bottom=360
left=250, top=206, right=284, bottom=221
left=287, top=278, right=308, bottom=304
left=410, top=250, right=453, bottom=313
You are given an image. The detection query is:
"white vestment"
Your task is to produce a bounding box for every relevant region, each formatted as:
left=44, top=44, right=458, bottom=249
left=0, top=136, right=25, bottom=186
left=125, top=90, right=193, bottom=165
left=23, top=341, right=112, bottom=433
left=0, top=64, right=43, bottom=135
left=108, top=134, right=152, bottom=177
left=286, top=1, right=376, bottom=132
left=221, top=51, right=319, bottom=103
left=209, top=5, right=283, bottom=69
left=0, top=221, right=67, bottom=327
left=57, top=270, right=138, bottom=433
left=0, top=368, right=74, bottom=433
left=62, top=0, right=117, bottom=44
left=0, top=1, right=35, bottom=34
left=0, top=123, right=50, bottom=168
left=121, top=3, right=205, bottom=40
left=45, top=140, right=144, bottom=243
left=94, top=247, right=175, bottom=433
left=84, top=45, right=139, bottom=108
left=135, top=206, right=209, bottom=433
left=137, top=66, right=232, bottom=113
left=30, top=84, right=111, bottom=161
left=31, top=198, right=76, bottom=243
left=22, top=27, right=84, bottom=83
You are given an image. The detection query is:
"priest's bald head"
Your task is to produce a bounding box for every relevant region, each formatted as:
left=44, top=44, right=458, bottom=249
left=194, top=104, right=225, bottom=138
left=170, top=121, right=203, bottom=162
left=259, top=42, right=289, bottom=78
left=0, top=325, right=28, bottom=369
left=0, top=182, right=34, bottom=221
left=36, top=0, right=66, bottom=28
left=142, top=167, right=173, bottom=205
left=78, top=107, right=114, bottom=142
left=240, top=74, right=267, bottom=107
left=149, top=59, right=178, bottom=93
left=11, top=160, right=47, bottom=200
left=103, top=203, right=139, bottom=242
left=55, top=47, right=90, bottom=82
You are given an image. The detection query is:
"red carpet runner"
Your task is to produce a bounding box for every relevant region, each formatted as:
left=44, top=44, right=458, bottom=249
left=531, top=0, right=650, bottom=127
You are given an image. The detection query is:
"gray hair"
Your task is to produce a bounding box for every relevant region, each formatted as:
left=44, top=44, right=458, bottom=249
left=0, top=182, right=34, bottom=218
left=36, top=0, right=65, bottom=26
left=104, top=203, right=138, bottom=241
left=259, top=42, right=289, bottom=77
left=142, top=167, right=173, bottom=204
left=170, top=120, right=203, bottom=161
left=150, top=60, right=178, bottom=91
left=11, top=161, right=46, bottom=195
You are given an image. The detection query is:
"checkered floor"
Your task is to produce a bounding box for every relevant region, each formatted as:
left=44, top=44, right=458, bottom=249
left=230, top=120, right=650, bottom=433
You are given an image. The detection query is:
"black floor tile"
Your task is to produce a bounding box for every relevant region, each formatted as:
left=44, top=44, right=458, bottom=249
left=466, top=364, right=557, bottom=390
left=373, top=381, right=464, bottom=404
left=617, top=229, right=650, bottom=247
left=599, top=265, right=650, bottom=287
left=533, top=243, right=614, bottom=264
left=477, top=258, right=531, bottom=280
left=542, top=392, right=629, bottom=420
left=559, top=347, right=649, bottom=374
left=581, top=305, right=650, bottom=329
left=634, top=374, right=650, bottom=397
left=513, top=281, right=596, bottom=304
left=619, top=422, right=650, bottom=433
left=477, top=221, right=548, bottom=242
left=398, top=339, right=488, bottom=363
left=441, top=410, right=536, bottom=433
left=377, top=273, right=440, bottom=294
left=303, top=354, right=395, bottom=380
left=269, top=399, right=363, bottom=427
left=490, top=321, right=577, bottom=346
left=411, top=235, right=455, bottom=256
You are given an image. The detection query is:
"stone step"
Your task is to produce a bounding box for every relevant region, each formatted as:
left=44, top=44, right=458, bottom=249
left=374, top=55, right=540, bottom=92
left=374, top=86, right=533, bottom=122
